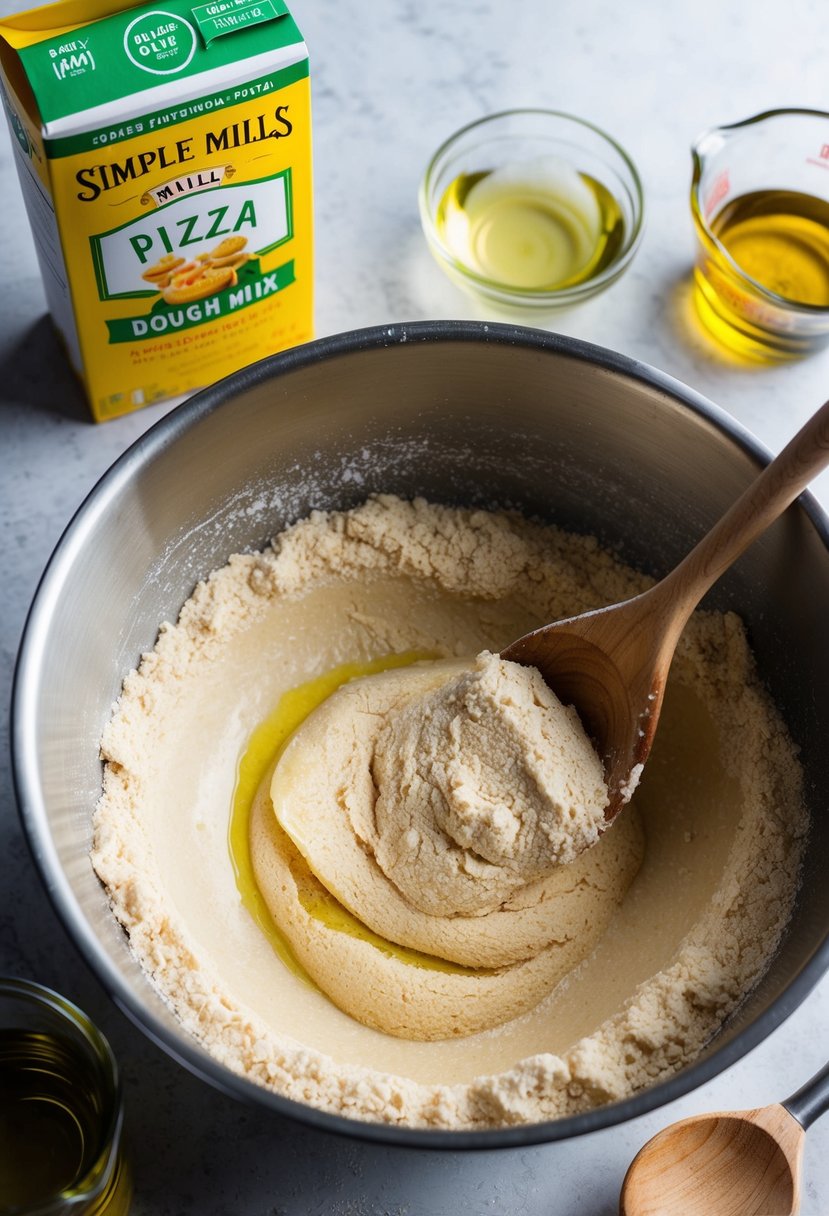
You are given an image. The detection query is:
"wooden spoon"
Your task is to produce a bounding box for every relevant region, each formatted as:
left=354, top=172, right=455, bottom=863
left=501, top=398, right=829, bottom=820
left=619, top=1060, right=829, bottom=1216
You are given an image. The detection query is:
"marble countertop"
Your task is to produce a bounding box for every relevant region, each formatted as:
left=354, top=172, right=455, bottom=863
left=2, top=0, right=829, bottom=1211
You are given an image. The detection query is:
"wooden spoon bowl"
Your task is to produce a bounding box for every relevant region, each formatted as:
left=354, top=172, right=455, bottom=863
left=503, top=398, right=829, bottom=821
left=620, top=1107, right=802, bottom=1216
left=619, top=1060, right=829, bottom=1216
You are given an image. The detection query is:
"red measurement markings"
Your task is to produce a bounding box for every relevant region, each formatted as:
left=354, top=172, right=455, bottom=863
left=806, top=144, right=829, bottom=171
left=704, top=170, right=730, bottom=218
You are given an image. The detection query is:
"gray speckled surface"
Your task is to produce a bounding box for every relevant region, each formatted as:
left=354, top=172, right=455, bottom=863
left=3, top=0, right=829, bottom=1212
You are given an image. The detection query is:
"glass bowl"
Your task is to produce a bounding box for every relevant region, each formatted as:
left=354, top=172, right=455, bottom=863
left=419, top=109, right=645, bottom=310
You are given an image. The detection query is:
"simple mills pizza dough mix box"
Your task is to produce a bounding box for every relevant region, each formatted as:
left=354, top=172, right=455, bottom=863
left=0, top=0, right=312, bottom=420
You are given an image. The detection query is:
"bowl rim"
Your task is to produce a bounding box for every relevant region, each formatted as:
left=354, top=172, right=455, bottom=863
left=12, top=318, right=829, bottom=1150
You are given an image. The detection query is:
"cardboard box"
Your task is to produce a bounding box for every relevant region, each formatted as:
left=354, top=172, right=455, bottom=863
left=0, top=0, right=313, bottom=420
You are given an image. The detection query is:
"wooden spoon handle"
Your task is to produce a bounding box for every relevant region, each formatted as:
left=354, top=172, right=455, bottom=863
left=784, top=1058, right=829, bottom=1131
left=656, top=399, right=829, bottom=626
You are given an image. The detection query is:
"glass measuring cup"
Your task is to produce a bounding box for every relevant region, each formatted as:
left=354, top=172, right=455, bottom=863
left=690, top=108, right=829, bottom=360
left=0, top=977, right=132, bottom=1215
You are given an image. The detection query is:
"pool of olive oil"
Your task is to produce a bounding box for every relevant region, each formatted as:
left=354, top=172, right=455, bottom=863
left=436, top=163, right=625, bottom=291
left=229, top=651, right=478, bottom=980
left=0, top=1029, right=131, bottom=1214
left=712, top=189, right=829, bottom=306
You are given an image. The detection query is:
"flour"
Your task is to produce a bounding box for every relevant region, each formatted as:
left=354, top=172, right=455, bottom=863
left=93, top=496, right=806, bottom=1129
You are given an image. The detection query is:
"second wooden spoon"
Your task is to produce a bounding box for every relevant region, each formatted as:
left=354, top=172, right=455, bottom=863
left=501, top=399, right=829, bottom=820
left=619, top=1058, right=829, bottom=1216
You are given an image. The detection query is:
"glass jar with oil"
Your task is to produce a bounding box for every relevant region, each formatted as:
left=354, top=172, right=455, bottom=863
left=419, top=110, right=644, bottom=310
left=0, top=978, right=132, bottom=1216
left=435, top=157, right=625, bottom=292
left=690, top=109, right=829, bottom=359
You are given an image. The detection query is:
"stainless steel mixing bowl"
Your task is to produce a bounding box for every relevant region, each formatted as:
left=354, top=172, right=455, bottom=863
left=12, top=321, right=829, bottom=1148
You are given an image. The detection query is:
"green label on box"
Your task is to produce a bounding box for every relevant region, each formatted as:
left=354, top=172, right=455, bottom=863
left=17, top=0, right=301, bottom=124
left=123, top=9, right=197, bottom=73
left=192, top=0, right=287, bottom=46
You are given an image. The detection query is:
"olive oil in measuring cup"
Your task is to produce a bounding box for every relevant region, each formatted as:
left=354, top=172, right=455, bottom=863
left=710, top=190, right=829, bottom=307
left=435, top=156, right=625, bottom=293
left=690, top=109, right=829, bottom=359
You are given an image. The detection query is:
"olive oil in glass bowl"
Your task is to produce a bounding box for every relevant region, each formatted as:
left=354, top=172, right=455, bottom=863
left=419, top=109, right=644, bottom=311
